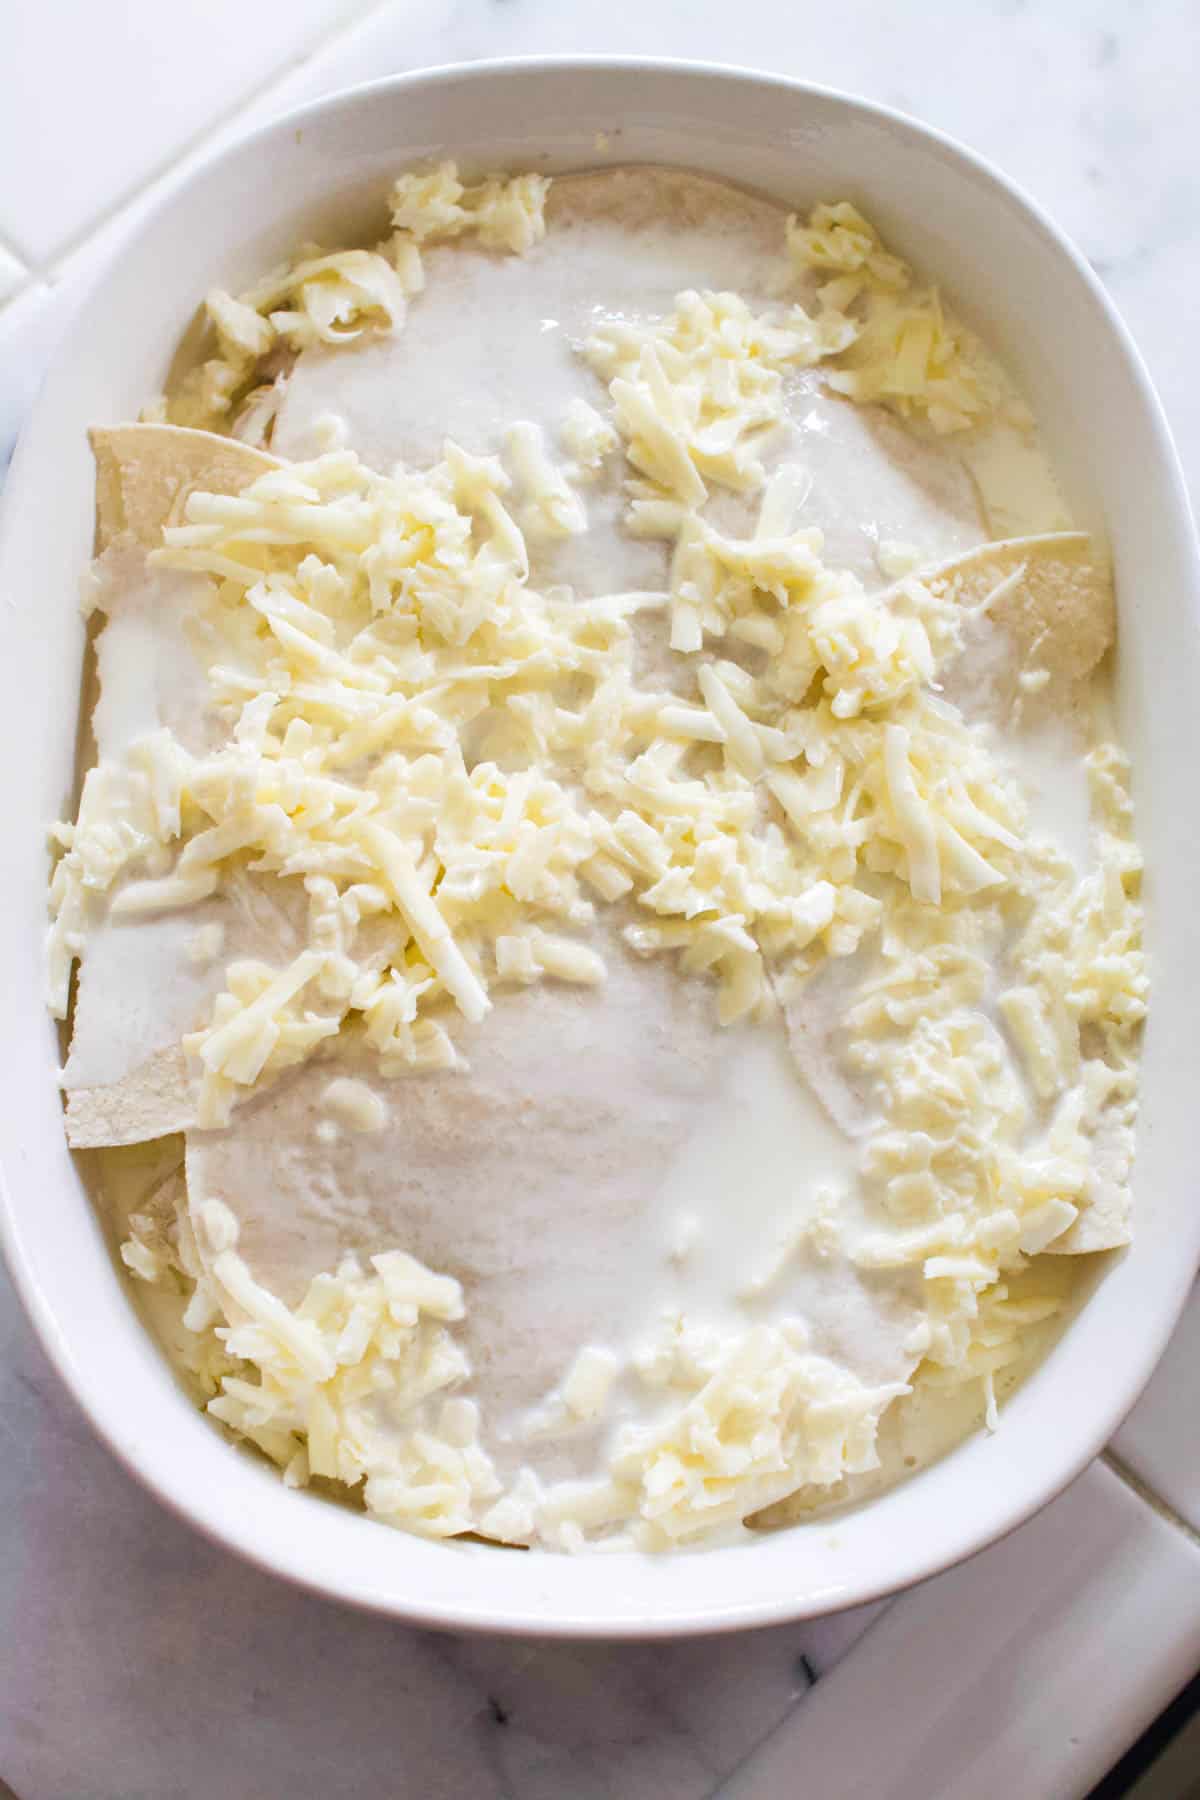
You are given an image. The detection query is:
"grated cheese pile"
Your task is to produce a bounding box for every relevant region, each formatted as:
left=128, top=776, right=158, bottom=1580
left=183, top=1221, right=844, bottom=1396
left=785, top=202, right=987, bottom=433
left=53, top=439, right=1038, bottom=1120
left=124, top=1191, right=501, bottom=1535
left=58, top=163, right=1145, bottom=1550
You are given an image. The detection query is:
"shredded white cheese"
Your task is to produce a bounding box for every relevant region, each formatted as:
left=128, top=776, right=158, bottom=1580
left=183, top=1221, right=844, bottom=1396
left=786, top=202, right=986, bottom=433
left=69, top=172, right=1146, bottom=1551
left=170, top=1202, right=497, bottom=1537
left=608, top=1319, right=908, bottom=1546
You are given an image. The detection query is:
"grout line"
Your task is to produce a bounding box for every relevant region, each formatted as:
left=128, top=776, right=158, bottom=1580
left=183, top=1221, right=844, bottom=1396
left=705, top=1595, right=900, bottom=1800
left=0, top=223, right=31, bottom=276
left=0, top=276, right=55, bottom=337
left=30, top=0, right=400, bottom=282
left=1101, top=1447, right=1200, bottom=1551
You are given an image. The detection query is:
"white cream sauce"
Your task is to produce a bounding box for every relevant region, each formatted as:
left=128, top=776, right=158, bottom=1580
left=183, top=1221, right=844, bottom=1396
left=1000, top=713, right=1096, bottom=873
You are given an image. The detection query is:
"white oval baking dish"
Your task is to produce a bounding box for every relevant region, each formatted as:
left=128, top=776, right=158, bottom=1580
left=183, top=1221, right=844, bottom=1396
left=1, top=58, right=1197, bottom=1637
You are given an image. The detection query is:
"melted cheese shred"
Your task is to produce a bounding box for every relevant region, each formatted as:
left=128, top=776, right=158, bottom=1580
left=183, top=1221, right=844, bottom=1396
left=785, top=202, right=989, bottom=433
left=190, top=1198, right=499, bottom=1536
left=60, top=165, right=1145, bottom=1551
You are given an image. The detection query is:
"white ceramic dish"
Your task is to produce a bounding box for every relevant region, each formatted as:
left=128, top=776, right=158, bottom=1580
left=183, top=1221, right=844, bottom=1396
left=2, top=59, right=1197, bottom=1639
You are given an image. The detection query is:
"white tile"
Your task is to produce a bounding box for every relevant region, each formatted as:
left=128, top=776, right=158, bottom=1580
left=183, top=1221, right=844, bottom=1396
left=36, top=0, right=448, bottom=301
left=206, top=0, right=458, bottom=133
left=0, top=0, right=368, bottom=265
left=0, top=241, right=29, bottom=308
left=426, top=1601, right=888, bottom=1800
left=719, top=1462, right=1200, bottom=1800
left=35, top=0, right=453, bottom=298
left=1111, top=1282, right=1200, bottom=1535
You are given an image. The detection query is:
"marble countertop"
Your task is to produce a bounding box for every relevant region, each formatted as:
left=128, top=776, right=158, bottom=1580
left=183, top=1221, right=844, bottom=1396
left=2, top=5, right=1198, bottom=1797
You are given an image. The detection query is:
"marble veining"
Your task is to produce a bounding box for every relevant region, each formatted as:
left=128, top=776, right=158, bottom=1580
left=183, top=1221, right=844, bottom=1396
left=1, top=4, right=1198, bottom=1797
